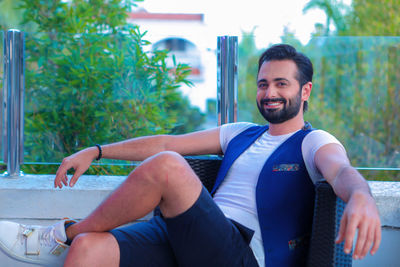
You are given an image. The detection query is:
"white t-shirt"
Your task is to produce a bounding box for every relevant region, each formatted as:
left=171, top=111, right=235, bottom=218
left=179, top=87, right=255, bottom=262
left=213, top=122, right=345, bottom=267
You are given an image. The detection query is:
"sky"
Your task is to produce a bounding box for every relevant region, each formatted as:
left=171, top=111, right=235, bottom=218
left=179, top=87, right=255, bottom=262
left=135, top=0, right=351, bottom=47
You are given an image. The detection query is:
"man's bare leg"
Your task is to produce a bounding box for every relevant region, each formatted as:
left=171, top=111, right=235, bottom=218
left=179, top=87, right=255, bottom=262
left=66, top=151, right=202, bottom=240
left=64, top=233, right=119, bottom=267
left=0, top=151, right=203, bottom=266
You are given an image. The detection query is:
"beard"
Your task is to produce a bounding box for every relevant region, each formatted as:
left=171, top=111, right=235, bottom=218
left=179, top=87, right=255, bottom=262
left=257, top=89, right=302, bottom=124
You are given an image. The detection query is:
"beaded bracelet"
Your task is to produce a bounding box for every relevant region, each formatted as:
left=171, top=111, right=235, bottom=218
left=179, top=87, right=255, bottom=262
left=95, top=144, right=102, bottom=160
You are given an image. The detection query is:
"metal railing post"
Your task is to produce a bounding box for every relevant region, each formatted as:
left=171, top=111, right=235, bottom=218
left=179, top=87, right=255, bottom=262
left=2, top=29, right=24, bottom=177
left=217, top=36, right=238, bottom=125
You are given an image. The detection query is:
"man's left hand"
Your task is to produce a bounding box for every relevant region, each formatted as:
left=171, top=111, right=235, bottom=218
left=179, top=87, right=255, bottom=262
left=335, top=190, right=381, bottom=260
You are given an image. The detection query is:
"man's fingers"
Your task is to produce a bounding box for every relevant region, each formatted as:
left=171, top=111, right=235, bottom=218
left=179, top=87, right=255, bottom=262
left=54, top=172, right=65, bottom=188
left=353, top=222, right=368, bottom=259
left=55, top=171, right=69, bottom=188
left=62, top=174, right=68, bottom=186
left=54, top=169, right=63, bottom=188
left=359, top=224, right=375, bottom=258
left=343, top=214, right=358, bottom=254
left=370, top=221, right=382, bottom=255
left=55, top=159, right=73, bottom=188
left=69, top=168, right=84, bottom=187
left=54, top=150, right=93, bottom=188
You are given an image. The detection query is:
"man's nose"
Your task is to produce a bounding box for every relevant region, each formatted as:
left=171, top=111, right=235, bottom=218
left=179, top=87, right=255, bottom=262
left=263, top=86, right=277, bottom=99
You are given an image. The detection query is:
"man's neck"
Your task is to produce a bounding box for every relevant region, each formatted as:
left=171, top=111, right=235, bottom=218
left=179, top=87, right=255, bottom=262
left=267, top=117, right=305, bottom=136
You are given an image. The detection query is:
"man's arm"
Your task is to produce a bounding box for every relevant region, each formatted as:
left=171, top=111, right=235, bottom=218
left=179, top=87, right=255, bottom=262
left=314, top=143, right=381, bottom=260
left=54, top=127, right=222, bottom=188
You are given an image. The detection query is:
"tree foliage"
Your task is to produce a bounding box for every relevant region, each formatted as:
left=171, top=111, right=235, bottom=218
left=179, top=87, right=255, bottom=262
left=238, top=32, right=263, bottom=124
left=346, top=0, right=400, bottom=35
left=17, top=0, right=204, bottom=172
left=0, top=0, right=25, bottom=31
left=303, top=0, right=349, bottom=34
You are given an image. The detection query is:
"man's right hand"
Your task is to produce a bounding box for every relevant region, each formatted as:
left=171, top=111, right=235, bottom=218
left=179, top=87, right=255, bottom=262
left=54, top=147, right=99, bottom=188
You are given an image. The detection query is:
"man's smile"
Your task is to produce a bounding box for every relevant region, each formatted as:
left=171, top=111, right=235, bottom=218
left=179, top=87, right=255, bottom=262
left=261, top=99, right=286, bottom=110
left=264, top=101, right=283, bottom=109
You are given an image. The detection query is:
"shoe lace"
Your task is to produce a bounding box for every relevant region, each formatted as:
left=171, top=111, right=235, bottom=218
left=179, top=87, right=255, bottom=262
left=39, top=227, right=55, bottom=247
left=18, top=224, right=55, bottom=247
left=17, top=225, right=26, bottom=245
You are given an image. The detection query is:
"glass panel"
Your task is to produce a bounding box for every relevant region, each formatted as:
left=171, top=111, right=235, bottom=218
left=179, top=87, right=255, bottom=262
left=0, top=30, right=3, bottom=164
left=238, top=35, right=400, bottom=178
left=23, top=30, right=218, bottom=172
left=306, top=37, right=400, bottom=171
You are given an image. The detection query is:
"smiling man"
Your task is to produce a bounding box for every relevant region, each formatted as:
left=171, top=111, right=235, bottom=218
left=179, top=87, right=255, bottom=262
left=257, top=61, right=306, bottom=124
left=0, top=44, right=381, bottom=267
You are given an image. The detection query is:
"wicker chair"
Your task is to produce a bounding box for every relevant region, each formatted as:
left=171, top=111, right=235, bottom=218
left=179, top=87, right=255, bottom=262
left=184, top=156, right=352, bottom=267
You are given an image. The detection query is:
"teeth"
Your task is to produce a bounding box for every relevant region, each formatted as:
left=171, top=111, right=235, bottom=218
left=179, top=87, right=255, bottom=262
left=267, top=102, right=280, bottom=106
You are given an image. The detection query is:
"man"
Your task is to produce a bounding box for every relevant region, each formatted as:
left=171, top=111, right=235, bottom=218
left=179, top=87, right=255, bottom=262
left=0, top=44, right=380, bottom=267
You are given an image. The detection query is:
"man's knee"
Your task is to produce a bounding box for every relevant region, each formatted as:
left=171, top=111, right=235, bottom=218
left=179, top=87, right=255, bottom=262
left=135, top=151, right=196, bottom=185
left=70, top=233, right=92, bottom=253
left=148, top=151, right=187, bottom=171
left=66, top=233, right=119, bottom=266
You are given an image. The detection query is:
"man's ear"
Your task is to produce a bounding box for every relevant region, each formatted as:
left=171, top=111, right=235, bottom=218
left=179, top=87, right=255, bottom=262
left=301, top=82, right=312, bottom=101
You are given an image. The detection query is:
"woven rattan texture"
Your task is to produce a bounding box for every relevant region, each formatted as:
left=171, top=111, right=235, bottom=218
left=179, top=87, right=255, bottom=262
left=334, top=198, right=353, bottom=266
left=307, top=182, right=352, bottom=267
left=184, top=156, right=222, bottom=192
left=307, top=182, right=336, bottom=266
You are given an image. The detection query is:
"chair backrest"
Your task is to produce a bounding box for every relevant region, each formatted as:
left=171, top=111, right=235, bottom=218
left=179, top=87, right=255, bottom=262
left=184, top=156, right=352, bottom=267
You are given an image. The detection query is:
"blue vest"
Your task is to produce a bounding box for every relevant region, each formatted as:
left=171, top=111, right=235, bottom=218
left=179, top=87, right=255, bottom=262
left=211, top=125, right=315, bottom=267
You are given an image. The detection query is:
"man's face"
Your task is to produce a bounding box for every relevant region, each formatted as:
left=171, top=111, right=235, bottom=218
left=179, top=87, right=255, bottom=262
left=256, top=60, right=305, bottom=124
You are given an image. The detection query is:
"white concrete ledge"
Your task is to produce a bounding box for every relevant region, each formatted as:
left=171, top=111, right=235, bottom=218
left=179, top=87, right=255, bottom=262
left=0, top=174, right=152, bottom=221
left=369, top=181, right=400, bottom=228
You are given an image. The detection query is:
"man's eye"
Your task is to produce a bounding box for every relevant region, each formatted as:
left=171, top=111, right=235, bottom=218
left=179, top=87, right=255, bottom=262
left=277, top=82, right=287, bottom=87
left=258, top=83, right=267, bottom=88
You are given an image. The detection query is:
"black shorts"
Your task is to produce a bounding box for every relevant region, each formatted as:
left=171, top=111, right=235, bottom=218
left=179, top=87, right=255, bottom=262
left=109, top=187, right=258, bottom=267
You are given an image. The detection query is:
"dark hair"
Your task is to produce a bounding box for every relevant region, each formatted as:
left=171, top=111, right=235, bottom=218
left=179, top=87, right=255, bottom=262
left=257, top=44, right=313, bottom=112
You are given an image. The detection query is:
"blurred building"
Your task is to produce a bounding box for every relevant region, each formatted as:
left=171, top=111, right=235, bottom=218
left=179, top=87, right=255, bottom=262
left=127, top=9, right=217, bottom=113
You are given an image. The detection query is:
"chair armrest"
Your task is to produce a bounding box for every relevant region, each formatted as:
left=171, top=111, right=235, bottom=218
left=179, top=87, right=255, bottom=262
left=307, top=181, right=352, bottom=267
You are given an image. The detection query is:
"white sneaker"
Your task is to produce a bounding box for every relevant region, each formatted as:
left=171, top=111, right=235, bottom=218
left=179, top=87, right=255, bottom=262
left=0, top=219, right=74, bottom=266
